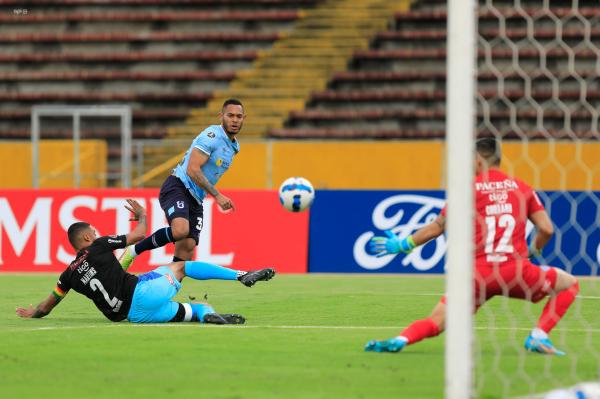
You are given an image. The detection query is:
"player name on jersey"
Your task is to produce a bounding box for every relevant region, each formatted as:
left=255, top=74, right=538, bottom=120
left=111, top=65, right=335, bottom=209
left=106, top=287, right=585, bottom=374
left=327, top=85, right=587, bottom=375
left=79, top=265, right=97, bottom=285
left=485, top=203, right=513, bottom=216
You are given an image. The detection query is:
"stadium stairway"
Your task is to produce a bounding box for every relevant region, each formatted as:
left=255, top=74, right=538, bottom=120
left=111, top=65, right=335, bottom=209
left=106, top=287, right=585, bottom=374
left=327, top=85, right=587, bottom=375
left=138, top=0, right=410, bottom=187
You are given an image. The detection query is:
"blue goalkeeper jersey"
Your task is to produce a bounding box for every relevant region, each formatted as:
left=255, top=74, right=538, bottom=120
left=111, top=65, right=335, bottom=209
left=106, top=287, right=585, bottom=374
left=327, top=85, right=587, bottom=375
left=173, top=124, right=240, bottom=203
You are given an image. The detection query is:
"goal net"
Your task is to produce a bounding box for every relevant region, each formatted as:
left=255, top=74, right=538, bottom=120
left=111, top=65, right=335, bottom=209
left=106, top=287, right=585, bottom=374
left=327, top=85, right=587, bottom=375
left=449, top=0, right=600, bottom=397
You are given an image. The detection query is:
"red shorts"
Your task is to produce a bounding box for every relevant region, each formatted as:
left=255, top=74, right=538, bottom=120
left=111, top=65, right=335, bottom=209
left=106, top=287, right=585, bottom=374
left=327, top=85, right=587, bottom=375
left=441, top=259, right=557, bottom=311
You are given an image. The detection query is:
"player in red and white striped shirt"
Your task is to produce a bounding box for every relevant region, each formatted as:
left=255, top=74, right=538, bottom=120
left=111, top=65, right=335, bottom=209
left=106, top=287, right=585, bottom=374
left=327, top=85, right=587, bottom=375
left=366, top=138, right=579, bottom=356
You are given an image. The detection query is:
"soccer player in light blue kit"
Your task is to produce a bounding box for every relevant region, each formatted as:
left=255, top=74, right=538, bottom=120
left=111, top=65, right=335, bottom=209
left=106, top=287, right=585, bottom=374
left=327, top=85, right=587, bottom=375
left=17, top=199, right=246, bottom=325
left=120, top=99, right=275, bottom=287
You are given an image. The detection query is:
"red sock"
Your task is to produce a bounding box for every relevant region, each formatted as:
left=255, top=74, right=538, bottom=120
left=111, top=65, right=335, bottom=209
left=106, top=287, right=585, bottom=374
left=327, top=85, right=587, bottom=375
left=537, top=281, right=579, bottom=333
left=399, top=317, right=441, bottom=345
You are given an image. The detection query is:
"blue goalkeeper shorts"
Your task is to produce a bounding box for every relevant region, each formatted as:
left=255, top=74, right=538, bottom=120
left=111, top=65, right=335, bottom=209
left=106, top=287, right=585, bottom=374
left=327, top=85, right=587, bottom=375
left=127, top=266, right=181, bottom=323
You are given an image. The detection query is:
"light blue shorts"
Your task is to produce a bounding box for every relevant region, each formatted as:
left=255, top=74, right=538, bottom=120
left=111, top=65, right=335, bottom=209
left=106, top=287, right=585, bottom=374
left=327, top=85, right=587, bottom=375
left=127, top=266, right=182, bottom=323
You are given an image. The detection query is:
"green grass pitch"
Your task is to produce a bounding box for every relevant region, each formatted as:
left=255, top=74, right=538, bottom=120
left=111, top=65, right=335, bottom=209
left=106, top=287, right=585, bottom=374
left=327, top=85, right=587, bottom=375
left=1, top=274, right=598, bottom=398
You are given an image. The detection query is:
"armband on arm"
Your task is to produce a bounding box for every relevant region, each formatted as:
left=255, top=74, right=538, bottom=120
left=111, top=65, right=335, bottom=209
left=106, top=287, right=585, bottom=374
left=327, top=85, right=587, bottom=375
left=52, top=286, right=66, bottom=302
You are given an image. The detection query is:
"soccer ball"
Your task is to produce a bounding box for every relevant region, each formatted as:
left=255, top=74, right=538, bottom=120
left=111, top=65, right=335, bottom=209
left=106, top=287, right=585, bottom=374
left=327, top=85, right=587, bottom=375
left=278, top=177, right=315, bottom=212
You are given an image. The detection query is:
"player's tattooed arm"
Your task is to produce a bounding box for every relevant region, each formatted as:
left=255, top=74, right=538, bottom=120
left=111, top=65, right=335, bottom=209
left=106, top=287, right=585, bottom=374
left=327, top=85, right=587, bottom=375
left=16, top=293, right=62, bottom=319
left=412, top=215, right=446, bottom=246
left=187, top=148, right=235, bottom=211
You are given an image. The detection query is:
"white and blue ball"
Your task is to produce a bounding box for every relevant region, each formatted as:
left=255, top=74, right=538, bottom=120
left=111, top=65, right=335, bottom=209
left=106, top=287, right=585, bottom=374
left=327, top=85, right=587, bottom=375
left=278, top=177, right=315, bottom=212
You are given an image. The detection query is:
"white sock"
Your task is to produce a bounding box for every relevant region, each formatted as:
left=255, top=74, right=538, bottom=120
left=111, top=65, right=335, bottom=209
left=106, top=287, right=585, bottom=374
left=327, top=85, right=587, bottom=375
left=129, top=246, right=138, bottom=257
left=531, top=327, right=548, bottom=340
left=396, top=336, right=409, bottom=343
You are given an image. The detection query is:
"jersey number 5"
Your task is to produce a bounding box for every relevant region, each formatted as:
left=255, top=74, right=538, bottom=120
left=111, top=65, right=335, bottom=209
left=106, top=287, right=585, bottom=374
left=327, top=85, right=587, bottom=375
left=90, top=278, right=123, bottom=313
left=484, top=214, right=515, bottom=261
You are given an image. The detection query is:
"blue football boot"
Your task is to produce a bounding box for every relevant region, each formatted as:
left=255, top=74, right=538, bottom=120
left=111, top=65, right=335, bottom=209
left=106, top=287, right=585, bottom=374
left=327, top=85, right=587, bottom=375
left=365, top=337, right=406, bottom=353
left=524, top=335, right=566, bottom=356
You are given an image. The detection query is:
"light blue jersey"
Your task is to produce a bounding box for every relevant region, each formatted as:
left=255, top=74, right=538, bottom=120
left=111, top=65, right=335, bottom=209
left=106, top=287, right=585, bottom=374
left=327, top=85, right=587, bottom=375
left=173, top=124, right=240, bottom=203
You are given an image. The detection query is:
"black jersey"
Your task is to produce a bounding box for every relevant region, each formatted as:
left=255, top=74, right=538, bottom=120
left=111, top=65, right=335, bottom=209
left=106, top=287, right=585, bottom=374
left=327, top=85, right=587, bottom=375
left=57, top=235, right=139, bottom=322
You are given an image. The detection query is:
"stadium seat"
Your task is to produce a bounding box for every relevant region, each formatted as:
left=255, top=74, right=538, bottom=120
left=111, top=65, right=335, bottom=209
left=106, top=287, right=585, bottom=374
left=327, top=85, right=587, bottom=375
left=0, top=10, right=300, bottom=23
left=273, top=0, right=600, bottom=140
left=376, top=28, right=600, bottom=43
left=0, top=32, right=282, bottom=43
left=1, top=0, right=316, bottom=185
left=393, top=8, right=600, bottom=22
left=269, top=128, right=446, bottom=139
left=0, top=92, right=213, bottom=102
left=0, top=51, right=258, bottom=63
left=0, top=128, right=166, bottom=140
left=351, top=48, right=598, bottom=61
left=0, top=71, right=236, bottom=81
left=4, top=0, right=317, bottom=10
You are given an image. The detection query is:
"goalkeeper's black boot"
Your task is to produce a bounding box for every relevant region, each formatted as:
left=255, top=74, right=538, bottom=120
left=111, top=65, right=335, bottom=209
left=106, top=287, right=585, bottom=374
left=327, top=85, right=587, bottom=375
left=203, top=313, right=246, bottom=325
left=238, top=268, right=276, bottom=287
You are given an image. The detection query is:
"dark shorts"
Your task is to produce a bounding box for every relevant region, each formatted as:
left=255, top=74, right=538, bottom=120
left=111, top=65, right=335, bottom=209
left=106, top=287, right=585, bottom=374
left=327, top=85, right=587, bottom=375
left=159, top=175, right=204, bottom=244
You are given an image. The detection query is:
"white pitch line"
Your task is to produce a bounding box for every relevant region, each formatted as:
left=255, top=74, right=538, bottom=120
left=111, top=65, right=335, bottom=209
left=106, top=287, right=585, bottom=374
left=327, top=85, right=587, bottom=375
left=8, top=324, right=600, bottom=333
left=403, top=293, right=600, bottom=300
left=11, top=324, right=400, bottom=332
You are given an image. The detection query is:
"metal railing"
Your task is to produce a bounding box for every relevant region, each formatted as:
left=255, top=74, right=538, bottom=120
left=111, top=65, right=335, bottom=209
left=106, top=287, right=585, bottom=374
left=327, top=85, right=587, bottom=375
left=131, top=137, right=275, bottom=188
left=31, top=105, right=132, bottom=188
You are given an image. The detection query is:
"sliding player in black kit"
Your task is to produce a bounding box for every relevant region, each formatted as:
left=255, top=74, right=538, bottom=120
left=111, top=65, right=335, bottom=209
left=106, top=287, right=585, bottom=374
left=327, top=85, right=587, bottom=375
left=16, top=199, right=274, bottom=324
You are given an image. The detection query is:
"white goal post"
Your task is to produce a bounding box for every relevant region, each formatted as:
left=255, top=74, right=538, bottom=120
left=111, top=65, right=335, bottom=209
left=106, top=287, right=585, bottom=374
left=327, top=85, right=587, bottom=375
left=445, top=0, right=477, bottom=398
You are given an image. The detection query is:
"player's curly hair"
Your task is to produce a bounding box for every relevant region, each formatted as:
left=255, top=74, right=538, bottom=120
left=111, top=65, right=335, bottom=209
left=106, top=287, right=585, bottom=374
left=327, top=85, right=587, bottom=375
left=476, top=137, right=501, bottom=166
left=67, top=222, right=91, bottom=249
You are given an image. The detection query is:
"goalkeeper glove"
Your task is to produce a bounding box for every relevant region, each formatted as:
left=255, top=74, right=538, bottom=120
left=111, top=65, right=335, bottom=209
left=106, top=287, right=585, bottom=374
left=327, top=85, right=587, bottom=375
left=369, top=230, right=416, bottom=257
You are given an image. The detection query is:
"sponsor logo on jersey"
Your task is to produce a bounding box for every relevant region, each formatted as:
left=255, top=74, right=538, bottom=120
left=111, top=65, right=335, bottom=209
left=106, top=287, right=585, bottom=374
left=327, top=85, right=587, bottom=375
left=165, top=273, right=175, bottom=286
left=488, top=190, right=508, bottom=203
left=216, top=158, right=223, bottom=167
left=69, top=250, right=89, bottom=270
left=107, top=239, right=121, bottom=244
left=475, top=179, right=519, bottom=192
left=207, top=131, right=215, bottom=138
left=77, top=260, right=91, bottom=274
